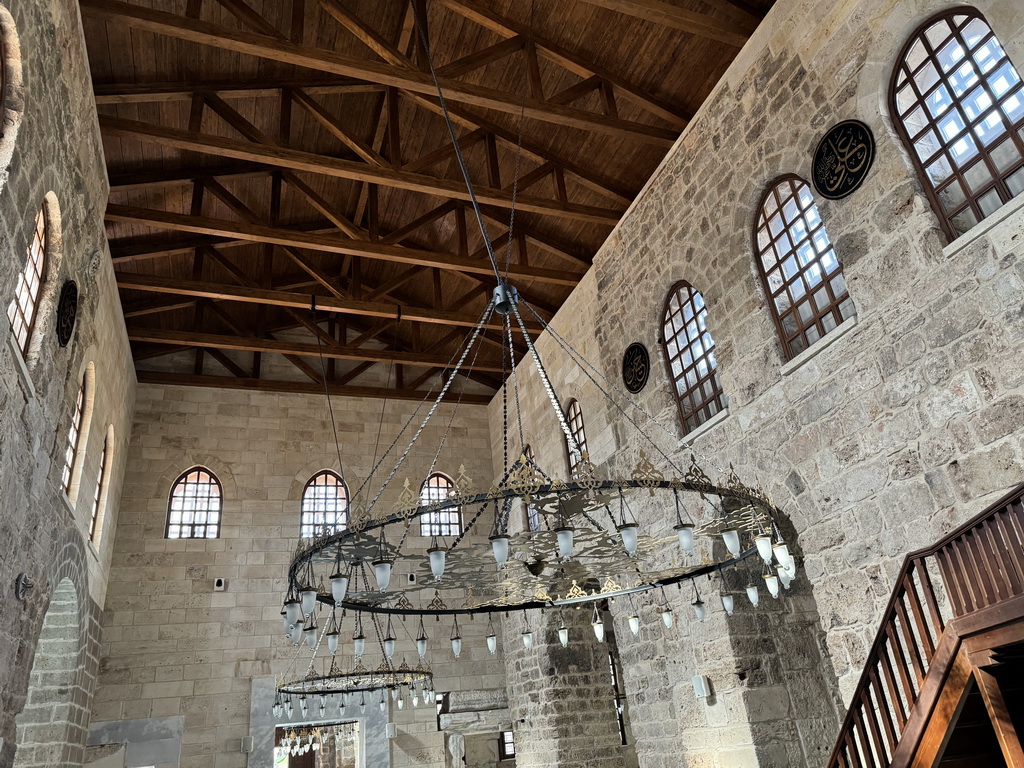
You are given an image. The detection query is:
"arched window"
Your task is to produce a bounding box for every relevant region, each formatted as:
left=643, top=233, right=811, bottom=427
left=166, top=467, right=222, bottom=539
left=523, top=445, right=541, bottom=532
left=564, top=399, right=588, bottom=477
left=662, top=282, right=725, bottom=435
left=7, top=205, right=48, bottom=356
left=300, top=470, right=348, bottom=538
left=755, top=176, right=854, bottom=360
left=89, top=428, right=113, bottom=544
left=62, top=367, right=93, bottom=496
left=419, top=472, right=461, bottom=538
left=891, top=9, right=1024, bottom=239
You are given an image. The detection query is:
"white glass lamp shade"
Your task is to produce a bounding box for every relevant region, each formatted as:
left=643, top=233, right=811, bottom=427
left=773, top=542, right=791, bottom=566
left=661, top=608, right=674, bottom=629
left=487, top=633, right=497, bottom=655
left=522, top=630, right=534, bottom=650
left=618, top=523, right=639, bottom=557
left=373, top=559, right=393, bottom=593
left=627, top=615, right=640, bottom=637
left=593, top=618, right=606, bottom=642
left=745, top=584, right=760, bottom=607
left=285, top=700, right=294, bottom=717
left=490, top=535, right=511, bottom=568
left=272, top=703, right=283, bottom=718
left=451, top=636, right=462, bottom=658
left=353, top=633, right=365, bottom=658
left=782, top=554, right=797, bottom=580
left=391, top=688, right=399, bottom=701
left=428, top=548, right=447, bottom=581
left=280, top=612, right=290, bottom=633
left=721, top=594, right=735, bottom=616
left=764, top=573, right=781, bottom=598
left=384, top=636, right=396, bottom=660
left=300, top=587, right=318, bottom=617
left=327, top=631, right=340, bottom=654
left=721, top=529, right=741, bottom=557
left=555, top=527, right=575, bottom=560
left=412, top=690, right=419, bottom=707
left=558, top=626, right=569, bottom=648
left=692, top=600, right=706, bottom=622
left=330, top=573, right=349, bottom=603
left=754, top=534, right=773, bottom=563
left=318, top=705, right=325, bottom=718
left=777, top=564, right=793, bottom=590
left=379, top=696, right=386, bottom=713
left=299, top=697, right=309, bottom=716
left=416, top=637, right=428, bottom=659
left=675, top=523, right=696, bottom=553
left=360, top=693, right=366, bottom=713
left=397, top=696, right=405, bottom=710
left=304, top=624, right=317, bottom=651
left=284, top=598, right=302, bottom=624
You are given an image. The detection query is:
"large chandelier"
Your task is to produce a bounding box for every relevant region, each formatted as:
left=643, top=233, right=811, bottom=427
left=274, top=0, right=800, bottom=698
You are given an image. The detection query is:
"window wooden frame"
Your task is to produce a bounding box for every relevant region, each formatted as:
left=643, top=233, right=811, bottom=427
left=563, top=399, right=588, bottom=477
left=419, top=472, right=462, bottom=538
left=61, top=376, right=88, bottom=495
left=660, top=281, right=725, bottom=435
left=166, top=467, right=223, bottom=539
left=753, top=175, right=854, bottom=361
left=7, top=205, right=48, bottom=356
left=890, top=7, right=1024, bottom=241
left=300, top=470, right=348, bottom=538
left=89, top=433, right=110, bottom=543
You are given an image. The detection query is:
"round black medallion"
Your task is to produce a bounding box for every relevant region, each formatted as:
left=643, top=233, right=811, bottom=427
left=812, top=119, right=876, bottom=200
left=622, top=343, right=650, bottom=394
left=56, top=280, right=78, bottom=348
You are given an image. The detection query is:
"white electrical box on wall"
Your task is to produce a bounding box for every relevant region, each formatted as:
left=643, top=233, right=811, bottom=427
left=385, top=723, right=397, bottom=739
left=692, top=675, right=711, bottom=699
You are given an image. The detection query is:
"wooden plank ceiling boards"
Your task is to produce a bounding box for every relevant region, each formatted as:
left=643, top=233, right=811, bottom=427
left=81, top=0, right=773, bottom=402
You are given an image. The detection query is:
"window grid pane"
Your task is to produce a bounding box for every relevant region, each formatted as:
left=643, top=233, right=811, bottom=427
left=89, top=438, right=108, bottom=542
left=166, top=468, right=222, bottom=539
left=662, top=282, right=725, bottom=434
left=7, top=207, right=47, bottom=355
left=564, top=400, right=588, bottom=477
left=300, top=470, right=349, bottom=538
left=419, top=473, right=462, bottom=538
left=61, top=379, right=86, bottom=494
left=755, top=178, right=853, bottom=360
left=892, top=9, right=1024, bottom=238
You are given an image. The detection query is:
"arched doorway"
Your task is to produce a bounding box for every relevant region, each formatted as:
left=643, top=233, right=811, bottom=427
left=13, top=577, right=81, bottom=767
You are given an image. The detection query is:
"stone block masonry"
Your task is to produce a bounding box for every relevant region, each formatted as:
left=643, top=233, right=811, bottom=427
left=0, top=0, right=136, bottom=764
left=489, top=0, right=1024, bottom=765
left=92, top=385, right=505, bottom=768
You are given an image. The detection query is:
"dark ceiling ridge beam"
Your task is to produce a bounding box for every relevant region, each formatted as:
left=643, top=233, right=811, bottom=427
left=105, top=203, right=585, bottom=286
left=570, top=0, right=757, bottom=46
left=98, top=116, right=625, bottom=224
left=80, top=0, right=677, bottom=145
left=134, top=370, right=495, bottom=405
left=114, top=271, right=545, bottom=333
left=126, top=327, right=507, bottom=371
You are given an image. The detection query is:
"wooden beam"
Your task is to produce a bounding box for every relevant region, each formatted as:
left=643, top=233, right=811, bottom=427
left=81, top=0, right=677, bottom=145
left=94, top=76, right=383, bottom=104
left=99, top=116, right=624, bottom=223
left=134, top=370, right=494, bottom=404
left=115, top=272, right=542, bottom=332
left=569, top=0, right=755, bottom=46
left=435, top=0, right=691, bottom=127
left=106, top=204, right=585, bottom=286
left=127, top=327, right=506, bottom=371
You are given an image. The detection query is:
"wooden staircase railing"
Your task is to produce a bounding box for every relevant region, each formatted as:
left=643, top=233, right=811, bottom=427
left=827, top=484, right=1024, bottom=768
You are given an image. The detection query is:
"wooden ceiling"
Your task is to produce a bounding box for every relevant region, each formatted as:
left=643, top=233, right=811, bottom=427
left=81, top=0, right=773, bottom=404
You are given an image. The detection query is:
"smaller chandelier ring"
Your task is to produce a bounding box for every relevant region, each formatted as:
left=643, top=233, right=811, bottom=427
left=278, top=667, right=433, bottom=697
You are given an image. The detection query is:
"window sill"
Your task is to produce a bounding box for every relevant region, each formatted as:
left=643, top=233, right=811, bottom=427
left=60, top=492, right=76, bottom=518
left=681, top=405, right=730, bottom=445
left=7, top=333, right=35, bottom=400
left=87, top=538, right=100, bottom=562
left=780, top=314, right=859, bottom=377
left=942, top=193, right=1024, bottom=258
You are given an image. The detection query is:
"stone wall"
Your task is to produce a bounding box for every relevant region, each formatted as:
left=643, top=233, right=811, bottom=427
left=488, top=0, right=1024, bottom=765
left=0, top=0, right=136, bottom=764
left=91, top=384, right=505, bottom=768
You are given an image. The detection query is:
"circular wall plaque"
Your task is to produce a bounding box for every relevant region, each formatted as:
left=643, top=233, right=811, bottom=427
left=812, top=119, right=876, bottom=200
left=56, top=280, right=78, bottom=347
left=622, top=343, right=650, bottom=394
